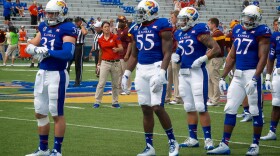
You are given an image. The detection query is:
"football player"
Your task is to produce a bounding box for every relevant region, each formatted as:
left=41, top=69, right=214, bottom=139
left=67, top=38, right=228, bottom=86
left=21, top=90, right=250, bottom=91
left=172, top=7, right=221, bottom=151
left=207, top=5, right=271, bottom=155
left=121, top=0, right=179, bottom=155
left=260, top=17, right=280, bottom=141
left=25, top=0, right=77, bottom=156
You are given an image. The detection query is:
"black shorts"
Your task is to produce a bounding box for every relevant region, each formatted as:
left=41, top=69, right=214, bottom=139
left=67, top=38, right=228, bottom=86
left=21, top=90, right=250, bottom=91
left=4, top=15, right=10, bottom=21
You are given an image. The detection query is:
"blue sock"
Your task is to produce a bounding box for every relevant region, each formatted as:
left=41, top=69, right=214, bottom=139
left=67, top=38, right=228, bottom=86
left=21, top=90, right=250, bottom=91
left=270, top=121, right=278, bottom=133
left=53, top=137, right=64, bottom=153
left=145, top=133, right=153, bottom=146
left=224, top=114, right=236, bottom=126
left=202, top=126, right=211, bottom=139
left=165, top=128, right=176, bottom=142
left=243, top=106, right=249, bottom=113
left=188, top=124, right=197, bottom=139
left=222, top=132, right=231, bottom=145
left=253, top=134, right=261, bottom=145
left=39, top=135, right=48, bottom=151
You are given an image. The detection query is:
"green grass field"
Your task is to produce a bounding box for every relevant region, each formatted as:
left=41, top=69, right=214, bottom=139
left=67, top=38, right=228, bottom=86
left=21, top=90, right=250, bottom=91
left=0, top=62, right=280, bottom=156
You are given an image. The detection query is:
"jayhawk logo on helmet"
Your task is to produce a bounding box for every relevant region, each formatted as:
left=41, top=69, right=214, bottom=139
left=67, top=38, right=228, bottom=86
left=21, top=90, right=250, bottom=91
left=57, top=1, right=66, bottom=7
left=186, top=8, right=195, bottom=16
left=145, top=1, right=158, bottom=15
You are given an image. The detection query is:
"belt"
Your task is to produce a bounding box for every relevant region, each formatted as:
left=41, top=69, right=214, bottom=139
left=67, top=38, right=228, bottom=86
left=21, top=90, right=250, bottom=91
left=103, top=59, right=120, bottom=62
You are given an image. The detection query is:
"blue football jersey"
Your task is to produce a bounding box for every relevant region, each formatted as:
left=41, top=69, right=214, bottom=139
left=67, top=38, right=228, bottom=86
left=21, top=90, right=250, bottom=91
left=174, top=23, right=210, bottom=68
left=232, top=24, right=271, bottom=70
left=130, top=18, right=172, bottom=64
left=269, top=31, right=280, bottom=68
left=38, top=21, right=78, bottom=71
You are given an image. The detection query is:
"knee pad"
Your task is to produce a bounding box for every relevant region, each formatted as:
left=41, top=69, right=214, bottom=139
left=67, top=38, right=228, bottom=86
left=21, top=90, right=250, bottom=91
left=195, top=103, right=206, bottom=112
left=184, top=103, right=196, bottom=112
left=37, top=116, right=49, bottom=126
left=249, top=105, right=259, bottom=116
left=272, top=98, right=280, bottom=106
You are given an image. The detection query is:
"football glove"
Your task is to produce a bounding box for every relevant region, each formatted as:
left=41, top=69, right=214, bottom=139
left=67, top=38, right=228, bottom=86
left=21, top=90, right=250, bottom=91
left=219, top=78, right=226, bottom=95
left=121, top=70, right=131, bottom=94
left=171, top=53, right=180, bottom=63
left=245, top=77, right=257, bottom=95
left=191, top=55, right=208, bottom=68
left=33, top=53, right=49, bottom=63
left=150, top=69, right=167, bottom=93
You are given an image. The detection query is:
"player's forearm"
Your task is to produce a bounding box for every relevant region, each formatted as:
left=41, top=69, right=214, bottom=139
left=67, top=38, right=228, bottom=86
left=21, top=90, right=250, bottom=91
left=254, top=56, right=268, bottom=79
left=221, top=56, right=235, bottom=79
left=206, top=44, right=221, bottom=59
left=126, top=55, right=138, bottom=72
left=266, top=59, right=274, bottom=75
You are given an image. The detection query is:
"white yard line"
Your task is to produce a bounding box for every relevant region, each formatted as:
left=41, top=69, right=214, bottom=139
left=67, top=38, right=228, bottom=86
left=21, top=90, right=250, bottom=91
left=65, top=106, right=85, bottom=109
left=24, top=107, right=35, bottom=110
left=0, top=116, right=279, bottom=149
left=0, top=110, right=3, bottom=112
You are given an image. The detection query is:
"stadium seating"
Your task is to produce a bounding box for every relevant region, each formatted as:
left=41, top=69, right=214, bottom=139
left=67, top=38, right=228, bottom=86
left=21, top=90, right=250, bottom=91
left=0, top=0, right=278, bottom=46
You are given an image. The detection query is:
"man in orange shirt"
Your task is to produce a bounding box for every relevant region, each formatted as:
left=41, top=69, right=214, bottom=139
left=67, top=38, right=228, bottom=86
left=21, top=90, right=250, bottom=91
left=28, top=1, right=38, bottom=27
left=207, top=17, right=225, bottom=106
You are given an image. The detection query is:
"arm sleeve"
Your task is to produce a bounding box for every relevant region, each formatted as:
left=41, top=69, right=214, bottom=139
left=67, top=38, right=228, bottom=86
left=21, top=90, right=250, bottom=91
left=48, top=42, right=75, bottom=61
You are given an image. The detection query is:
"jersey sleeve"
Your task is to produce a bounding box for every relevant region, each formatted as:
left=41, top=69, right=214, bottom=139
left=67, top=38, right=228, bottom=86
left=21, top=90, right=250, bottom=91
left=60, top=22, right=78, bottom=38
left=255, top=25, right=272, bottom=39
left=195, top=23, right=210, bottom=36
left=269, top=33, right=277, bottom=60
left=158, top=18, right=173, bottom=33
left=114, top=34, right=122, bottom=45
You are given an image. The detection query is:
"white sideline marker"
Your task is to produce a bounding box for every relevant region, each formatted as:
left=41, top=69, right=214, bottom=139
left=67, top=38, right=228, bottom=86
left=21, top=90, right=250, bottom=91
left=0, top=116, right=280, bottom=149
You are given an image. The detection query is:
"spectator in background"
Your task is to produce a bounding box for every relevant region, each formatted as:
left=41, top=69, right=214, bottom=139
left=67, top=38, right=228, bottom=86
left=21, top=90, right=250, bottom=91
left=218, top=21, right=224, bottom=32
left=127, top=18, right=133, bottom=28
left=207, top=18, right=225, bottom=106
left=3, top=0, right=12, bottom=25
left=252, top=0, right=260, bottom=7
left=3, top=26, right=18, bottom=66
left=93, top=21, right=123, bottom=108
left=37, top=3, right=45, bottom=22
left=0, top=28, right=6, bottom=63
left=29, top=26, right=39, bottom=68
left=28, top=1, right=38, bottom=27
left=110, top=19, right=117, bottom=34
left=197, top=0, right=205, bottom=8
left=18, top=25, right=27, bottom=54
left=117, top=15, right=132, bottom=95
left=223, top=25, right=228, bottom=35
left=14, top=0, right=25, bottom=17
left=273, top=18, right=279, bottom=32
left=97, top=17, right=102, bottom=23
left=174, top=0, right=181, bottom=11
left=86, top=17, right=95, bottom=33
left=166, top=10, right=183, bottom=104
left=225, top=19, right=239, bottom=53
left=277, top=6, right=280, bottom=14
left=89, top=21, right=103, bottom=77
left=242, top=0, right=249, bottom=10
left=67, top=16, right=88, bottom=87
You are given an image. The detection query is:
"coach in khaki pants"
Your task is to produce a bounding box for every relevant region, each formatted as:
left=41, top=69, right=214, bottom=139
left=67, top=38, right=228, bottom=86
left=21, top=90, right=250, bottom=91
left=207, top=18, right=225, bottom=106
left=166, top=10, right=182, bottom=104
left=93, top=21, right=123, bottom=108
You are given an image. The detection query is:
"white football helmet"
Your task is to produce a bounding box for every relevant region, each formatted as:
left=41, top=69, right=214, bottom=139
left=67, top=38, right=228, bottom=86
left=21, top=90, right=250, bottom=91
left=241, top=5, right=262, bottom=30
left=45, top=0, right=68, bottom=26
left=177, top=7, right=199, bottom=31
left=135, top=0, right=160, bottom=24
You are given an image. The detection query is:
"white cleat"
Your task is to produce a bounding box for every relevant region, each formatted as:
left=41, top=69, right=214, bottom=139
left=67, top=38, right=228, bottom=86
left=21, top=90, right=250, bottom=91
left=137, top=143, right=156, bottom=156
left=260, top=130, right=277, bottom=140
left=179, top=137, right=199, bottom=148
left=169, top=140, right=179, bottom=156
left=50, top=149, right=62, bottom=156
left=245, top=144, right=259, bottom=156
left=25, top=147, right=50, bottom=156
left=240, top=113, right=252, bottom=122
left=204, top=138, right=214, bottom=150
left=207, top=142, right=230, bottom=155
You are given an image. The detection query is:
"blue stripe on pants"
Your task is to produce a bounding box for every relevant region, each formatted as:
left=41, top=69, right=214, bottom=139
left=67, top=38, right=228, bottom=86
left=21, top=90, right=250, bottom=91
left=202, top=67, right=208, bottom=111
left=161, top=84, right=167, bottom=107
left=57, top=70, right=66, bottom=116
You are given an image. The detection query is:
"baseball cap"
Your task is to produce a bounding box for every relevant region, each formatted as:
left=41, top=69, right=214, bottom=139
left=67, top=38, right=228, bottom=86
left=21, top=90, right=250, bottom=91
left=94, top=22, right=102, bottom=28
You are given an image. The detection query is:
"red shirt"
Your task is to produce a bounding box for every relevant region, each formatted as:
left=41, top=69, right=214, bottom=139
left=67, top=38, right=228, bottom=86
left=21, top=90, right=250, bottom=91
left=117, top=27, right=132, bottom=59
left=98, top=33, right=122, bottom=60
left=28, top=4, right=38, bottom=16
